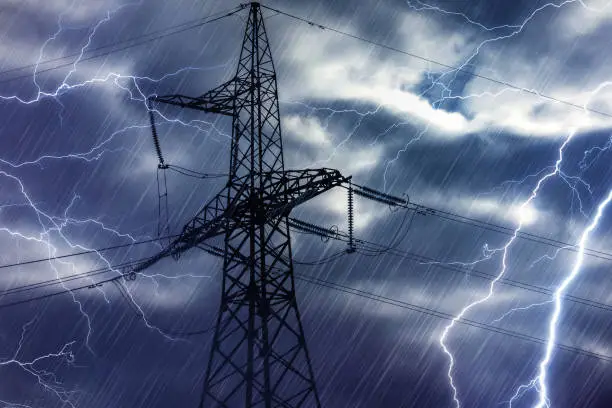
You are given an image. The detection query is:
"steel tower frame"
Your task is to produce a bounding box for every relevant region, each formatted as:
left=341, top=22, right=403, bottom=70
left=136, top=3, right=350, bottom=407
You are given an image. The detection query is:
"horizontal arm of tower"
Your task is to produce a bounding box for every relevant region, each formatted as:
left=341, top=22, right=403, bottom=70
left=132, top=181, right=250, bottom=272
left=264, top=168, right=351, bottom=218
left=149, top=77, right=250, bottom=116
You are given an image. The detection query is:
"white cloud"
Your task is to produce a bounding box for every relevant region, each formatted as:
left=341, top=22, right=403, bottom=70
left=283, top=114, right=332, bottom=146
left=279, top=13, right=476, bottom=138
left=462, top=197, right=541, bottom=227
left=558, top=0, right=612, bottom=38
left=283, top=114, right=384, bottom=174
left=276, top=1, right=612, bottom=140
left=414, top=185, right=548, bottom=230
left=282, top=113, right=386, bottom=230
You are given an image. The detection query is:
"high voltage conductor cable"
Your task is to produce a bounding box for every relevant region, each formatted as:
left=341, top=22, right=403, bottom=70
left=420, top=205, right=612, bottom=261
left=166, top=165, right=227, bottom=179
left=0, top=270, right=129, bottom=310
left=4, top=221, right=612, bottom=313
left=354, top=239, right=612, bottom=313
left=112, top=279, right=143, bottom=316
left=0, top=6, right=245, bottom=85
left=292, top=250, right=347, bottom=266
left=0, top=234, right=179, bottom=270
left=358, top=208, right=416, bottom=255
left=262, top=5, right=612, bottom=119
left=163, top=326, right=215, bottom=337
left=295, top=274, right=612, bottom=363
left=3, top=253, right=609, bottom=362
left=1, top=258, right=141, bottom=297
left=346, top=184, right=612, bottom=263
left=287, top=220, right=612, bottom=313
left=0, top=5, right=243, bottom=79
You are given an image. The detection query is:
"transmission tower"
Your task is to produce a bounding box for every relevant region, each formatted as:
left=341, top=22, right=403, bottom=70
left=135, top=3, right=352, bottom=407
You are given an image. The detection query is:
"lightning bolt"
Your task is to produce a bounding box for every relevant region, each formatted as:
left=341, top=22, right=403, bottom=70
left=506, top=188, right=612, bottom=408
left=439, top=129, right=575, bottom=407
left=490, top=300, right=553, bottom=325
left=0, top=1, right=228, bottom=405
left=396, top=2, right=612, bottom=406
left=579, top=134, right=612, bottom=171
left=383, top=123, right=430, bottom=192
left=405, top=0, right=523, bottom=32
left=407, top=1, right=612, bottom=402
left=0, top=319, right=77, bottom=407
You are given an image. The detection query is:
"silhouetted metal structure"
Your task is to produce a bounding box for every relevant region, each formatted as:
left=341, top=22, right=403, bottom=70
left=135, top=3, right=351, bottom=407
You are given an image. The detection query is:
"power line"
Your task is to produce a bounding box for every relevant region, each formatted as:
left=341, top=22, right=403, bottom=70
left=4, top=216, right=609, bottom=314
left=288, top=218, right=612, bottom=313
left=166, top=164, right=228, bottom=179
left=0, top=6, right=244, bottom=86
left=159, top=326, right=215, bottom=337
left=354, top=237, right=612, bottom=313
left=292, top=250, right=347, bottom=266
left=344, top=184, right=612, bottom=263
left=295, top=274, right=612, bottom=363
left=113, top=279, right=143, bottom=316
left=0, top=6, right=243, bottom=79
left=0, top=234, right=178, bottom=270
left=0, top=270, right=125, bottom=310
left=417, top=205, right=612, bottom=261
left=2, top=258, right=140, bottom=297
left=0, top=255, right=215, bottom=338
left=3, top=252, right=609, bottom=363
left=262, top=5, right=612, bottom=119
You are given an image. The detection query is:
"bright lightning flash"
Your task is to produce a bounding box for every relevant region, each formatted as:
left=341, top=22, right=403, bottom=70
left=376, top=2, right=612, bottom=408
left=439, top=130, right=575, bottom=408
left=0, top=0, right=226, bottom=405
left=532, top=188, right=612, bottom=408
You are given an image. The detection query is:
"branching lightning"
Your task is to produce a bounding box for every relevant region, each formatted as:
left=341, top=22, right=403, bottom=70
left=0, top=0, right=225, bottom=404
left=3, top=0, right=612, bottom=406
left=406, top=0, right=523, bottom=32
left=0, top=319, right=76, bottom=407
left=536, top=189, right=612, bottom=408
left=439, top=130, right=575, bottom=408
left=490, top=300, right=553, bottom=325
left=395, top=2, right=612, bottom=408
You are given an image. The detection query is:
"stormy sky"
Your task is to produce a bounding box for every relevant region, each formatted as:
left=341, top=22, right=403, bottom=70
left=0, top=0, right=611, bottom=407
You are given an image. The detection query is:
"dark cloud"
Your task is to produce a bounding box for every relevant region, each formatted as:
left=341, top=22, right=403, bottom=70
left=0, top=1, right=611, bottom=407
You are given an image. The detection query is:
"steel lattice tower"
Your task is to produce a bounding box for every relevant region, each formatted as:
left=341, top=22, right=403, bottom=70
left=135, top=3, right=350, bottom=407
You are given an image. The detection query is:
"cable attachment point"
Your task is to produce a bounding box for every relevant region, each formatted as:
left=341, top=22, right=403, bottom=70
left=123, top=271, right=137, bottom=282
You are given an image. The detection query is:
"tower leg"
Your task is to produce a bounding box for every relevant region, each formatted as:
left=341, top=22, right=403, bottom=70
left=200, top=218, right=321, bottom=407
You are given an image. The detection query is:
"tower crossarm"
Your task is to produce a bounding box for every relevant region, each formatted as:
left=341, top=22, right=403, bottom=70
left=133, top=181, right=250, bottom=272
left=263, top=168, right=350, bottom=219
left=149, top=77, right=251, bottom=116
